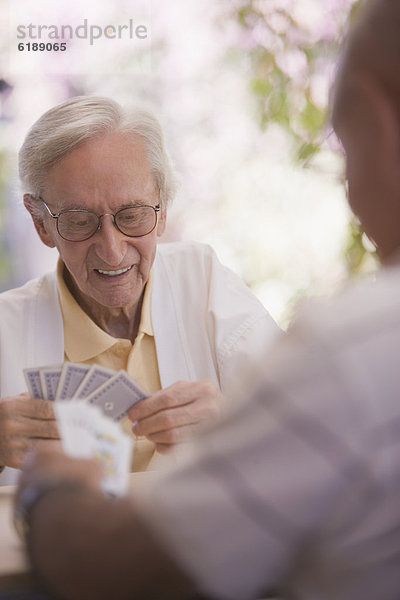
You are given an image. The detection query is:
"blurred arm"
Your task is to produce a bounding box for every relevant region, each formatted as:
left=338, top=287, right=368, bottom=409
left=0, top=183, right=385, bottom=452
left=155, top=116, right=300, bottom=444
left=17, top=452, right=194, bottom=600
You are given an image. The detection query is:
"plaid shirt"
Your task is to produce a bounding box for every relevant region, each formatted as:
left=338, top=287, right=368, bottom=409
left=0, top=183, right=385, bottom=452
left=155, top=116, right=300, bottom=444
left=136, top=263, right=400, bottom=600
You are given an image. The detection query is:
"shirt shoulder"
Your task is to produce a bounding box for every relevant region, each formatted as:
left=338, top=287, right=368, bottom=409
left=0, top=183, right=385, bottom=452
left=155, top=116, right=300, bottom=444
left=0, top=272, right=56, bottom=316
left=155, top=241, right=274, bottom=327
left=290, top=265, right=400, bottom=351
left=155, top=240, right=216, bottom=266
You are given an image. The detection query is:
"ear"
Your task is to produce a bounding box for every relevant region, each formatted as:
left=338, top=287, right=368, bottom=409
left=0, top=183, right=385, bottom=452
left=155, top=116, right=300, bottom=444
left=156, top=207, right=167, bottom=237
left=23, top=194, right=56, bottom=248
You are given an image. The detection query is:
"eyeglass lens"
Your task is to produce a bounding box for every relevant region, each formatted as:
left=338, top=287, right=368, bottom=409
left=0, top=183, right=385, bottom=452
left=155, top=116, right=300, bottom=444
left=57, top=206, right=157, bottom=241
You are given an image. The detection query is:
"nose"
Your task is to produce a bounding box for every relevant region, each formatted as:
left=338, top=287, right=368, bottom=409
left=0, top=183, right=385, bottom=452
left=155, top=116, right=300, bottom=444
left=92, top=214, right=126, bottom=265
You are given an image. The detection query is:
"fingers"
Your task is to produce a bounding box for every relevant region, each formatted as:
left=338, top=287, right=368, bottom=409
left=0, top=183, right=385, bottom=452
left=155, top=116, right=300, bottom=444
left=153, top=443, right=172, bottom=454
left=23, top=448, right=102, bottom=485
left=35, top=439, right=65, bottom=454
left=4, top=444, right=28, bottom=470
left=128, top=383, right=187, bottom=422
left=17, top=450, right=103, bottom=505
left=0, top=395, right=60, bottom=470
left=133, top=398, right=213, bottom=437
left=149, top=423, right=201, bottom=445
left=0, top=434, right=61, bottom=470
left=0, top=395, right=55, bottom=420
left=129, top=380, right=224, bottom=449
left=128, top=380, right=221, bottom=421
left=0, top=412, right=59, bottom=440
left=1, top=437, right=36, bottom=470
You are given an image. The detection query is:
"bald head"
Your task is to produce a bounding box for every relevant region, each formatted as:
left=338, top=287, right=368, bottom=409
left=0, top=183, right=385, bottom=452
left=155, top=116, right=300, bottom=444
left=332, top=0, right=400, bottom=262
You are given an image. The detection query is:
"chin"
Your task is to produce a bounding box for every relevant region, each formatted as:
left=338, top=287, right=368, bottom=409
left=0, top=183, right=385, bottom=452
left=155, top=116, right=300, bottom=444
left=97, top=293, right=141, bottom=310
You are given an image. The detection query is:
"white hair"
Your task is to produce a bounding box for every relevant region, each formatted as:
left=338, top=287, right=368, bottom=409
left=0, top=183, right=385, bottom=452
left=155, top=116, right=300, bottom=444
left=18, top=95, right=178, bottom=209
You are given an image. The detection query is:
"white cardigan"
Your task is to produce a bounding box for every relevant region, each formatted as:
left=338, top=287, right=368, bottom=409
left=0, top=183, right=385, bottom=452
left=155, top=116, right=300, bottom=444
left=0, top=241, right=279, bottom=484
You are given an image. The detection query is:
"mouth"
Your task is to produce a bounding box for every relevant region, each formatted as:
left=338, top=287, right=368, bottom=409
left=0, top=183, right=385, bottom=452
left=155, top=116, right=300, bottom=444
left=95, top=265, right=134, bottom=278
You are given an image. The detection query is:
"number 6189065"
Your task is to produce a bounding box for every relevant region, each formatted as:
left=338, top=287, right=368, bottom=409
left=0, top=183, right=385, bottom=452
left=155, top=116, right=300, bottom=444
left=18, top=42, right=67, bottom=51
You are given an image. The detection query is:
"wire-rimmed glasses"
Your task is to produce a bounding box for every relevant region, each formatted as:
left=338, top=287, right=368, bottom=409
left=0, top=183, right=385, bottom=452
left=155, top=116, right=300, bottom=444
left=38, top=197, right=161, bottom=242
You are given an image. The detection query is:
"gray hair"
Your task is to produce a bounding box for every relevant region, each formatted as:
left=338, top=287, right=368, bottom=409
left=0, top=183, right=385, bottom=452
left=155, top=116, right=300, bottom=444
left=19, top=95, right=178, bottom=209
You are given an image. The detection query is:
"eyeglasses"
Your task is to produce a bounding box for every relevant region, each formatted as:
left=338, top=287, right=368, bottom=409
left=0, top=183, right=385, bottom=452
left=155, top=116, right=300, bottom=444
left=38, top=197, right=161, bottom=242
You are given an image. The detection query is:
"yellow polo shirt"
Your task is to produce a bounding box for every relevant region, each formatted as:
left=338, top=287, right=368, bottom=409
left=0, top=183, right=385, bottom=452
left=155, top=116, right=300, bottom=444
left=56, top=260, right=161, bottom=472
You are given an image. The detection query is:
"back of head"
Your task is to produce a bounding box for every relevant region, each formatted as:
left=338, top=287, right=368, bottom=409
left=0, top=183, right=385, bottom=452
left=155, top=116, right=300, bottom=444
left=331, top=0, right=400, bottom=261
left=333, top=0, right=400, bottom=126
left=19, top=96, right=177, bottom=209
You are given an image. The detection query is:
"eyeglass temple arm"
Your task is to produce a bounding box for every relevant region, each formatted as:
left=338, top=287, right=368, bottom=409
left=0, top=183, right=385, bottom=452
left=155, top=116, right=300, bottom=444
left=38, top=196, right=58, bottom=218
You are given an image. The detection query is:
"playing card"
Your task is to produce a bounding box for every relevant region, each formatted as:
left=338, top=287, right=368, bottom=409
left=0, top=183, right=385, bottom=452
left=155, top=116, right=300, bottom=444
left=39, top=365, right=63, bottom=400
left=55, top=401, right=96, bottom=457
left=55, top=400, right=133, bottom=496
left=23, top=368, right=43, bottom=398
left=94, top=418, right=133, bottom=496
left=56, top=362, right=91, bottom=400
left=72, top=364, right=115, bottom=399
left=95, top=432, right=133, bottom=496
left=85, top=370, right=148, bottom=421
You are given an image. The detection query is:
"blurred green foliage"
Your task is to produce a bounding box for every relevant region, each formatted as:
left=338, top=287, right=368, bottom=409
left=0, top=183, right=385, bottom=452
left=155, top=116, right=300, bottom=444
left=229, top=0, right=378, bottom=277
left=232, top=2, right=341, bottom=164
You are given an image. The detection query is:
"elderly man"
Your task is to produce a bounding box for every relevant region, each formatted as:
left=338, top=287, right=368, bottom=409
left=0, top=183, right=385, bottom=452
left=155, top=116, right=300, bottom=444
left=14, top=0, right=400, bottom=598
left=0, top=97, right=278, bottom=483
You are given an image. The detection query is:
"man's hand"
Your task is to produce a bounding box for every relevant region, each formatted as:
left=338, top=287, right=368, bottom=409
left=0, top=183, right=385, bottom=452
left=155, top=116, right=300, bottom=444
left=16, top=449, right=103, bottom=508
left=0, top=393, right=60, bottom=469
left=127, top=380, right=225, bottom=453
left=15, top=449, right=191, bottom=600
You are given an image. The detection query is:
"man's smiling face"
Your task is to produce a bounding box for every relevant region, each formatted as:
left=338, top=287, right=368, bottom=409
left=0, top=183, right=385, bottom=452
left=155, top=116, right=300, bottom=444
left=35, top=131, right=166, bottom=319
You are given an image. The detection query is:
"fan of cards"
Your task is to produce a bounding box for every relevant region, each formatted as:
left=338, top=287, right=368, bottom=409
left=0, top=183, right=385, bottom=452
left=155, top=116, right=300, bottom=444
left=23, top=362, right=149, bottom=496
left=23, top=361, right=148, bottom=421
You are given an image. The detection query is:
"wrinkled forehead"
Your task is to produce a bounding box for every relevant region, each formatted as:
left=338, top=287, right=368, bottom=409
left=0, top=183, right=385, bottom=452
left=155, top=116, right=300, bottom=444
left=50, top=131, right=150, bottom=171
left=43, top=132, right=157, bottom=199
left=46, top=132, right=151, bottom=181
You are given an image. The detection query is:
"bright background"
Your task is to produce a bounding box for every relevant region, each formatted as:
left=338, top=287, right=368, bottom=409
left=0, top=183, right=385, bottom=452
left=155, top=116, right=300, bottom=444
left=0, top=0, right=375, bottom=327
